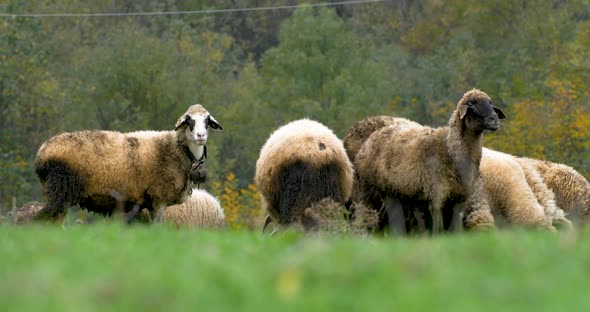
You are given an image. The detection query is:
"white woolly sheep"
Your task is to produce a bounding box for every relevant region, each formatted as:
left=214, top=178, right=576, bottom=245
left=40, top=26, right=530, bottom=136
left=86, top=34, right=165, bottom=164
left=480, top=148, right=571, bottom=231
left=255, top=118, right=354, bottom=230
left=33, top=104, right=223, bottom=221
left=522, top=158, right=590, bottom=222
left=163, top=189, right=226, bottom=229
left=355, top=89, right=506, bottom=235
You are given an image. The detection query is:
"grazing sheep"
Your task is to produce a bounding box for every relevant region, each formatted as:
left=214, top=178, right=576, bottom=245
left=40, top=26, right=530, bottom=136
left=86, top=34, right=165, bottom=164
left=480, top=148, right=567, bottom=231
left=255, top=119, right=354, bottom=230
left=523, top=158, right=590, bottom=222
left=163, top=189, right=226, bottom=229
left=12, top=201, right=46, bottom=224
left=355, top=89, right=506, bottom=234
left=33, top=104, right=223, bottom=222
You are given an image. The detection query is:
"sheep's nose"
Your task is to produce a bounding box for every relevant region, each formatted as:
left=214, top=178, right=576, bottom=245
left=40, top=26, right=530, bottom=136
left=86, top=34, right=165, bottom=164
left=196, top=132, right=206, bottom=138
left=485, top=116, right=500, bottom=130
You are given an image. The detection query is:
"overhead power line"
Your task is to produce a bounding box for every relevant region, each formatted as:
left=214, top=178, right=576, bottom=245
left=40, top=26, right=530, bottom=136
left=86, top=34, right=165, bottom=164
left=0, top=0, right=387, bottom=17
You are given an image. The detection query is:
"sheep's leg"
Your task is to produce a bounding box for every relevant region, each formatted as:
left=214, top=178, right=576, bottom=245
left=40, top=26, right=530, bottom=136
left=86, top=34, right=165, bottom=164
left=154, top=204, right=167, bottom=223
left=413, top=209, right=426, bottom=233
left=449, top=202, right=465, bottom=232
left=384, top=196, right=406, bottom=235
left=262, top=215, right=273, bottom=233
left=431, top=202, right=443, bottom=235
left=126, top=204, right=141, bottom=224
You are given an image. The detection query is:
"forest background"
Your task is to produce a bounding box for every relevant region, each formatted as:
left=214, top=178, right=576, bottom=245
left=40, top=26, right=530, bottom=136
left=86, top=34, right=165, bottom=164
left=1, top=0, right=589, bottom=229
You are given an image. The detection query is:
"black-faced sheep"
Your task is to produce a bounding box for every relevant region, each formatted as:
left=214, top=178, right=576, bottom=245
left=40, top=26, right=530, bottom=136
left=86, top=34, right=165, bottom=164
left=345, top=117, right=572, bottom=232
left=163, top=189, right=226, bottom=229
left=255, top=119, right=354, bottom=230
left=33, top=104, right=223, bottom=221
left=355, top=89, right=506, bottom=235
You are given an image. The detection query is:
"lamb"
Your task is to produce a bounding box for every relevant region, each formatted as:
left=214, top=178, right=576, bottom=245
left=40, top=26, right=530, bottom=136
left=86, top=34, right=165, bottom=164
left=480, top=148, right=571, bottom=231
left=33, top=104, right=223, bottom=222
left=163, top=189, right=226, bottom=229
left=522, top=158, right=590, bottom=222
left=355, top=89, right=506, bottom=235
left=255, top=118, right=354, bottom=230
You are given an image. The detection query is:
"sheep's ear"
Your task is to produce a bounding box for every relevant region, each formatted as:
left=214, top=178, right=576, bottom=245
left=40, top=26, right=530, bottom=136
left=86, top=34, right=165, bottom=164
left=208, top=115, right=223, bottom=131
left=459, top=105, right=469, bottom=119
left=175, top=115, right=191, bottom=131
left=493, top=106, right=507, bottom=119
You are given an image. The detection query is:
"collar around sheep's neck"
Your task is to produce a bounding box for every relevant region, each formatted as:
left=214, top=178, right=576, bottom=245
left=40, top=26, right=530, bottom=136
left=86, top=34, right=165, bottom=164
left=183, top=144, right=207, bottom=164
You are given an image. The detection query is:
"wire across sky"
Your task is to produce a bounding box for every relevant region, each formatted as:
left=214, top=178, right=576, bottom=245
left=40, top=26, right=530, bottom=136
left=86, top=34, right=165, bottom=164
left=0, top=0, right=388, bottom=17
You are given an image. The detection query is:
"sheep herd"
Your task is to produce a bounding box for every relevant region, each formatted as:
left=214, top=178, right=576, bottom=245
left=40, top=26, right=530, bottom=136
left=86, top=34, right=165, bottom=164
left=12, top=89, right=590, bottom=236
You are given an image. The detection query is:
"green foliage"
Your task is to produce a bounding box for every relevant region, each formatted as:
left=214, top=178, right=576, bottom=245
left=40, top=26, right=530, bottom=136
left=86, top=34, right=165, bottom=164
left=259, top=7, right=394, bottom=136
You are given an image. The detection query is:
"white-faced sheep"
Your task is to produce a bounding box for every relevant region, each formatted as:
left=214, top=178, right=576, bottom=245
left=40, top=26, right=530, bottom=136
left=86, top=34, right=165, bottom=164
left=163, top=189, right=226, bottom=229
left=480, top=148, right=572, bottom=231
left=255, top=119, right=354, bottom=230
left=522, top=158, right=590, bottom=222
left=33, top=104, right=223, bottom=222
left=355, top=89, right=506, bottom=235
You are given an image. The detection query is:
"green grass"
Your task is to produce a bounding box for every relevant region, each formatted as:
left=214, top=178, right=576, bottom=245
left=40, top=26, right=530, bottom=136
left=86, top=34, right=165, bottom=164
left=1, top=223, right=589, bottom=312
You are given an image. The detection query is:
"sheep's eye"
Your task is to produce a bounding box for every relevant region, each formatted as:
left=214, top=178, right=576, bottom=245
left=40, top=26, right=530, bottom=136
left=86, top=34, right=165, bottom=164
left=467, top=100, right=475, bottom=106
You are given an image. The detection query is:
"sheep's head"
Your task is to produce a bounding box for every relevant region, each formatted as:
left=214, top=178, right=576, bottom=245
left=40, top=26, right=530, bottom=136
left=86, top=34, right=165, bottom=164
left=457, top=89, right=506, bottom=132
left=175, top=104, right=223, bottom=146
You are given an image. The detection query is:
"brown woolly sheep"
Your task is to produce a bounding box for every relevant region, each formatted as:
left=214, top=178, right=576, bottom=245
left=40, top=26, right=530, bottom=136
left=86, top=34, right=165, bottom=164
left=344, top=117, right=572, bottom=232
left=355, top=89, right=506, bottom=235
left=524, top=158, right=590, bottom=222
left=255, top=118, right=354, bottom=230
left=481, top=148, right=571, bottom=231
left=34, top=104, right=223, bottom=222
left=343, top=116, right=422, bottom=164
left=164, top=189, right=226, bottom=229
left=343, top=116, right=422, bottom=230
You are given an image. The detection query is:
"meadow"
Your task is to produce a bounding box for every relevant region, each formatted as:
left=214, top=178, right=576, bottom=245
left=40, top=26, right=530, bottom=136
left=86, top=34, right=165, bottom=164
left=1, top=222, right=589, bottom=311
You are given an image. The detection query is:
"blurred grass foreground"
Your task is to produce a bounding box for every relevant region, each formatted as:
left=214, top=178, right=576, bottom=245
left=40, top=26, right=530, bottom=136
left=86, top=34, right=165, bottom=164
left=1, top=223, right=589, bottom=311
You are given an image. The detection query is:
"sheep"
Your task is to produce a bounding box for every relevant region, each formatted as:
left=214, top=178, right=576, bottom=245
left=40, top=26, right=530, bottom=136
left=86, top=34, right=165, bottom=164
left=33, top=104, right=223, bottom=222
left=343, top=116, right=422, bottom=229
left=522, top=158, right=590, bottom=222
left=345, top=117, right=572, bottom=232
left=12, top=201, right=46, bottom=224
left=255, top=118, right=354, bottom=230
left=355, top=89, right=506, bottom=235
left=480, top=148, right=570, bottom=231
left=163, top=189, right=226, bottom=229
left=343, top=116, right=422, bottom=164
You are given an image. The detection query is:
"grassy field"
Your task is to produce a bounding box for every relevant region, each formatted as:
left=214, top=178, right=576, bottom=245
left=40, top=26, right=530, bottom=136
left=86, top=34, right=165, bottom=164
left=1, top=223, right=589, bottom=312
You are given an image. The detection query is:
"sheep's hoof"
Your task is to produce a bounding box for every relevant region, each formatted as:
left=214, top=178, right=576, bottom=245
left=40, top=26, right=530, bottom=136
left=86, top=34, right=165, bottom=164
left=470, top=223, right=496, bottom=231
left=553, top=218, right=574, bottom=232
